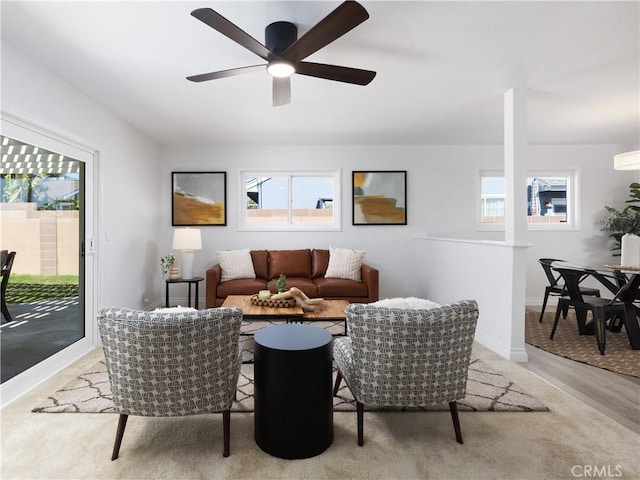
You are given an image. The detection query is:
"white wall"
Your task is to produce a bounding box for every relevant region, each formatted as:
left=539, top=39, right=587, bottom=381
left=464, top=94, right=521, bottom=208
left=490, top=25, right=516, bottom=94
left=161, top=145, right=434, bottom=299
left=2, top=43, right=163, bottom=310
left=415, top=237, right=529, bottom=361
left=161, top=144, right=637, bottom=305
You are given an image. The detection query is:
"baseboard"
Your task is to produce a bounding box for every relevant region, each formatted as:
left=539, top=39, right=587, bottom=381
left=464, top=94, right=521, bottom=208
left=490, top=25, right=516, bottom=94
left=474, top=331, right=529, bottom=363
left=526, top=297, right=559, bottom=308
left=153, top=297, right=206, bottom=310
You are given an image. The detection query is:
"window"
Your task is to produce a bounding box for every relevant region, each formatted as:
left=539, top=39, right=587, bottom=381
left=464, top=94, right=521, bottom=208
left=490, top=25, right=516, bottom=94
left=239, top=169, right=341, bottom=231
left=479, top=170, right=578, bottom=230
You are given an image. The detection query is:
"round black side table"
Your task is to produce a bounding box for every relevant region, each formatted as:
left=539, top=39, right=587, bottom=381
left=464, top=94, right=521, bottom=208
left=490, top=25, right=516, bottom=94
left=254, top=323, right=333, bottom=459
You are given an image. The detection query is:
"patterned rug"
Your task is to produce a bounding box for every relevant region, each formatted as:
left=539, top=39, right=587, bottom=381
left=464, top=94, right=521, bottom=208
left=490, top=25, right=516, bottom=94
left=526, top=311, right=640, bottom=378
left=32, top=354, right=548, bottom=413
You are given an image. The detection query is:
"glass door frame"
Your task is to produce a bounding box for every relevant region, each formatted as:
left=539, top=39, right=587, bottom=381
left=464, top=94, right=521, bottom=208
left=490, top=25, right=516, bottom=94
left=0, top=113, right=98, bottom=407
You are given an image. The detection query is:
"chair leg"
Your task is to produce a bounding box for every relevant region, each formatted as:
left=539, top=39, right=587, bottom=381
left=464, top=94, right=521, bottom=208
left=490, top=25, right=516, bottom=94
left=575, top=308, right=588, bottom=335
left=449, top=401, right=463, bottom=444
left=223, top=410, right=230, bottom=457
left=539, top=291, right=550, bottom=322
left=333, top=370, right=343, bottom=396
left=593, top=309, right=606, bottom=356
left=550, top=303, right=563, bottom=340
left=111, top=414, right=128, bottom=461
left=357, top=401, right=364, bottom=446
left=1, top=300, right=13, bottom=323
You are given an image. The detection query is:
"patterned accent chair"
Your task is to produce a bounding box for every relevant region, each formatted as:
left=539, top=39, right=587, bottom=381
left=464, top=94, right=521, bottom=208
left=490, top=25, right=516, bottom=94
left=333, top=300, right=479, bottom=446
left=97, top=306, right=243, bottom=459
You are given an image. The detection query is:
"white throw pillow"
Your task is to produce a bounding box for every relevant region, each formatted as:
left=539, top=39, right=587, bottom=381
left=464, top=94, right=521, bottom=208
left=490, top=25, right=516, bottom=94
left=371, top=297, right=441, bottom=309
left=216, top=248, right=256, bottom=282
left=324, top=247, right=365, bottom=281
left=154, top=306, right=197, bottom=313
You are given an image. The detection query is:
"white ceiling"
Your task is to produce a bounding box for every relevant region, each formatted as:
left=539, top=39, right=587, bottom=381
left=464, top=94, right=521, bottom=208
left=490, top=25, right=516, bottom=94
left=1, top=1, right=639, bottom=147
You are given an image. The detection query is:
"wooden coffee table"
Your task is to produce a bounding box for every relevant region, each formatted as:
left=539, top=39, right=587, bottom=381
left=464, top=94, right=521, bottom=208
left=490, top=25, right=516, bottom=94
left=221, top=295, right=349, bottom=334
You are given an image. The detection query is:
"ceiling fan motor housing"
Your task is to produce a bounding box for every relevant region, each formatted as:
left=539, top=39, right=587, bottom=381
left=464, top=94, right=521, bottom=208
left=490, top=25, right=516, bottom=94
left=265, top=21, right=297, bottom=55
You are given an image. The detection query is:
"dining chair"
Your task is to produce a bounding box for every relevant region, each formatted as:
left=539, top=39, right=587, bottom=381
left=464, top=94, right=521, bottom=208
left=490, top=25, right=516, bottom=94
left=550, top=268, right=627, bottom=355
left=333, top=300, right=479, bottom=446
left=97, top=306, right=243, bottom=459
left=1, top=251, right=16, bottom=323
left=538, top=258, right=600, bottom=322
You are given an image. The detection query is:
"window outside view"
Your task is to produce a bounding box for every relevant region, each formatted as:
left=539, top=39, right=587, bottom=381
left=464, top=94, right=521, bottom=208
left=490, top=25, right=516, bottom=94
left=481, top=175, right=569, bottom=226
left=243, top=172, right=338, bottom=230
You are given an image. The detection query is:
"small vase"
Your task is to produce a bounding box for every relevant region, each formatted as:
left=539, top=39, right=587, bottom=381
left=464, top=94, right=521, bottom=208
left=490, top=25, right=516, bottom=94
left=169, top=264, right=179, bottom=280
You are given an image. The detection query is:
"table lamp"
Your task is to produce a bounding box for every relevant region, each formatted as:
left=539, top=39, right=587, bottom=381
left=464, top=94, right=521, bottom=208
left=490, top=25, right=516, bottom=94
left=172, top=228, right=202, bottom=279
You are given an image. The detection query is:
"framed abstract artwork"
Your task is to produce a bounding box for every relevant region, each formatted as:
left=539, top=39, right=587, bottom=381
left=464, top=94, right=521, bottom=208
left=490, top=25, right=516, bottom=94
left=172, top=171, right=227, bottom=226
left=352, top=171, right=407, bottom=225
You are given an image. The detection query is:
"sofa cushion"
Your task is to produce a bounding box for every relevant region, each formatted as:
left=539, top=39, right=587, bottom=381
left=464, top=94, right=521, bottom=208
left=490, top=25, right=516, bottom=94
left=217, top=278, right=267, bottom=298
left=283, top=277, right=318, bottom=298
left=251, top=250, right=269, bottom=280
left=216, top=248, right=256, bottom=282
left=311, top=249, right=330, bottom=279
left=325, top=247, right=365, bottom=281
left=268, top=249, right=312, bottom=279
left=315, top=277, right=368, bottom=298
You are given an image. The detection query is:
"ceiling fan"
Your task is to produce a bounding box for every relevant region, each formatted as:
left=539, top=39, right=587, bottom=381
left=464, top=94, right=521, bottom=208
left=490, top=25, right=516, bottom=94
left=186, top=1, right=376, bottom=106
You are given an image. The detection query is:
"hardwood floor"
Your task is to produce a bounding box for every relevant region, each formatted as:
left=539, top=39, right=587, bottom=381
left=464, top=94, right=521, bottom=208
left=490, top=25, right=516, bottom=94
left=524, top=333, right=640, bottom=434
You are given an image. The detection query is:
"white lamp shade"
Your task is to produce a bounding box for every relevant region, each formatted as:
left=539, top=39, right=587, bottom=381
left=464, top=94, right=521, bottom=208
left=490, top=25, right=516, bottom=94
left=172, top=228, right=202, bottom=251
left=614, top=150, right=640, bottom=171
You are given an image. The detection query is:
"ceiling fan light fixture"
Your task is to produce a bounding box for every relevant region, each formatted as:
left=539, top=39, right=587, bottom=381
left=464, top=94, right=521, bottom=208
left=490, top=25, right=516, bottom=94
left=267, top=61, right=295, bottom=78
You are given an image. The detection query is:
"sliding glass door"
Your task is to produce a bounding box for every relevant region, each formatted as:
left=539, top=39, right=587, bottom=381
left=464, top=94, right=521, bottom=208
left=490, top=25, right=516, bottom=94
left=0, top=135, right=86, bottom=382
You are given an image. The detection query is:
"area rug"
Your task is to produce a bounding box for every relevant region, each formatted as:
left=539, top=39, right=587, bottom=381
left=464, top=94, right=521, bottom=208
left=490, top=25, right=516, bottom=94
left=526, top=311, right=640, bottom=378
left=32, top=356, right=548, bottom=413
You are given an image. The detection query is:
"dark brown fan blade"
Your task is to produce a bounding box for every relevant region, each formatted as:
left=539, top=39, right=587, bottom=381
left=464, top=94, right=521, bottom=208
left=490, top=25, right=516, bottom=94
left=282, top=1, right=369, bottom=62
left=191, top=8, right=271, bottom=61
left=272, top=77, right=291, bottom=106
left=295, top=62, right=376, bottom=85
left=187, top=65, right=266, bottom=82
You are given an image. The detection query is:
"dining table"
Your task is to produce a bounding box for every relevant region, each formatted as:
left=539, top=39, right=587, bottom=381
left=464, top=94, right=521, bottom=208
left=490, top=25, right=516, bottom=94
left=551, top=260, right=640, bottom=351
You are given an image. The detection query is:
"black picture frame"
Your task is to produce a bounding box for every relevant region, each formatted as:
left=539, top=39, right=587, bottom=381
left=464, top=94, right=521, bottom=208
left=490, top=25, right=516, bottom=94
left=352, top=170, right=407, bottom=225
left=172, top=171, right=227, bottom=226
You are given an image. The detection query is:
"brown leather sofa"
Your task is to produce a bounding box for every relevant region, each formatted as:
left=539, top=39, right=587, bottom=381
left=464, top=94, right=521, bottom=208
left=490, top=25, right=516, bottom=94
left=206, top=249, right=379, bottom=307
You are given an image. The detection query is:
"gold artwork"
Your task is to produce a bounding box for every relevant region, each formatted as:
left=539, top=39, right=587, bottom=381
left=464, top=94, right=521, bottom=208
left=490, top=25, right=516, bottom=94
left=353, top=171, right=407, bottom=225
left=354, top=195, right=405, bottom=224
left=173, top=193, right=224, bottom=225
left=172, top=172, right=226, bottom=226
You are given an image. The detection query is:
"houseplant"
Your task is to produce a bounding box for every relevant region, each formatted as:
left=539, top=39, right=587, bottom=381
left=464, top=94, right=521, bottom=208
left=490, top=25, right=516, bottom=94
left=160, top=253, right=177, bottom=280
left=600, top=182, right=640, bottom=254
left=268, top=273, right=287, bottom=293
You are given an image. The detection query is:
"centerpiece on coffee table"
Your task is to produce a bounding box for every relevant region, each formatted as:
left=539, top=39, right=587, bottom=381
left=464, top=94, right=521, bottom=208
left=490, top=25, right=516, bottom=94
left=250, top=286, right=325, bottom=311
left=250, top=294, right=297, bottom=308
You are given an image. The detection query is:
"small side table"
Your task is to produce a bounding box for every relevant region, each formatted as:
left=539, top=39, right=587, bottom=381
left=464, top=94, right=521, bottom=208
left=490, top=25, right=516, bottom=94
left=254, top=323, right=333, bottom=459
left=165, top=277, right=204, bottom=309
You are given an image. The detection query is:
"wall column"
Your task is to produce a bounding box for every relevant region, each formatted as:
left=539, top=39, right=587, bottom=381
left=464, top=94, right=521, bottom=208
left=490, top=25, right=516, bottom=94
left=503, top=87, right=529, bottom=361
